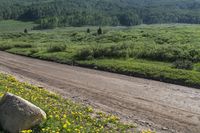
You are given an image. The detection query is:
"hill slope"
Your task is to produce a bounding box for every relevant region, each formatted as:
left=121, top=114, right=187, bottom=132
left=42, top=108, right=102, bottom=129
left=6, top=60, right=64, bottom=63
left=1, top=0, right=200, bottom=27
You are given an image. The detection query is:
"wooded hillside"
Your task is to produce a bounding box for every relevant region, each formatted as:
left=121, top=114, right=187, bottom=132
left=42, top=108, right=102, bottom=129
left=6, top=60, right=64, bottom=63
left=1, top=0, right=200, bottom=28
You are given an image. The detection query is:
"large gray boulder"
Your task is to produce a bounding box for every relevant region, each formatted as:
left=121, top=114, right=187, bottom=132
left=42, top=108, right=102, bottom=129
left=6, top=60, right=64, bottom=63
left=0, top=93, right=46, bottom=133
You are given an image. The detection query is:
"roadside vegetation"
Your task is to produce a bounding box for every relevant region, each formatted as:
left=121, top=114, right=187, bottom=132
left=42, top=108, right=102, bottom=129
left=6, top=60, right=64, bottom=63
left=0, top=73, right=134, bottom=133
left=1, top=23, right=200, bottom=88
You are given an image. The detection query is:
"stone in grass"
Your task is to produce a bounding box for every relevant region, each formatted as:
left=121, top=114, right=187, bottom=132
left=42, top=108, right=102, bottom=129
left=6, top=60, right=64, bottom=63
left=0, top=93, right=46, bottom=133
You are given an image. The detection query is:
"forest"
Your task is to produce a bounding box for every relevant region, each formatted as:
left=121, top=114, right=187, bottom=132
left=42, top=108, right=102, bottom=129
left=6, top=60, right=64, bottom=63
left=1, top=0, right=200, bottom=28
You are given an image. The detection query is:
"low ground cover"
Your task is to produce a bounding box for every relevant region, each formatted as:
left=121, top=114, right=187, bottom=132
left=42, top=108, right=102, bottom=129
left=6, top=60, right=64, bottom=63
left=0, top=20, right=36, bottom=32
left=0, top=73, right=134, bottom=133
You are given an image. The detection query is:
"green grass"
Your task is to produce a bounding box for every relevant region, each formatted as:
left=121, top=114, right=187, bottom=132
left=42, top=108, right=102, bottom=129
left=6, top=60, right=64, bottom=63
left=77, top=59, right=200, bottom=87
left=0, top=20, right=37, bottom=32
left=0, top=73, right=134, bottom=133
left=1, top=24, right=200, bottom=88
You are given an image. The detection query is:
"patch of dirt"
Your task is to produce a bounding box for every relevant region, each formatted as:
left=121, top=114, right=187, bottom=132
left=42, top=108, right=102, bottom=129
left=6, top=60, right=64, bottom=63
left=0, top=51, right=200, bottom=133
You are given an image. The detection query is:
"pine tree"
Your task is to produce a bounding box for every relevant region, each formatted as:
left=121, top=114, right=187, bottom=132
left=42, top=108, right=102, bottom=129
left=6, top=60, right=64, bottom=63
left=24, top=28, right=28, bottom=34
left=87, top=28, right=90, bottom=33
left=97, top=27, right=102, bottom=35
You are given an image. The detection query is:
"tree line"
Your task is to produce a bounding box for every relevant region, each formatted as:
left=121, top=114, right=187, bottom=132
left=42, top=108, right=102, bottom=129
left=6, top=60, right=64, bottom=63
left=1, top=0, right=200, bottom=29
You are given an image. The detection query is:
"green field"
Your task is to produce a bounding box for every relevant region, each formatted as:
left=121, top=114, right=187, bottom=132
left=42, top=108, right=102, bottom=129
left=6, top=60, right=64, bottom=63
left=1, top=21, right=200, bottom=88
left=0, top=20, right=36, bottom=32
left=0, top=74, right=134, bottom=133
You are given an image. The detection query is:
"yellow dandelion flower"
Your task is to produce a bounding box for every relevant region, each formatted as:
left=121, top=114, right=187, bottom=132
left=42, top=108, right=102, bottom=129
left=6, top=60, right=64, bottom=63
left=63, top=124, right=67, bottom=129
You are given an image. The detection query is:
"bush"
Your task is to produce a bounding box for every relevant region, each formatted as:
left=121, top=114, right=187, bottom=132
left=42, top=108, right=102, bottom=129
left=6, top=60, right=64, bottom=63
left=24, top=28, right=28, bottom=34
left=14, top=44, right=32, bottom=48
left=76, top=44, right=130, bottom=60
left=47, top=44, right=66, bottom=52
left=0, top=44, right=14, bottom=50
left=76, top=48, right=94, bottom=60
left=172, top=60, right=193, bottom=70
left=30, top=48, right=39, bottom=54
left=97, top=27, right=102, bottom=35
left=194, top=63, right=200, bottom=72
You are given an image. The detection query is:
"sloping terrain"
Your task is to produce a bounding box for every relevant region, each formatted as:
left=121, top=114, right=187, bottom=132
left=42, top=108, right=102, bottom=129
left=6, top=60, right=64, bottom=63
left=1, top=0, right=200, bottom=26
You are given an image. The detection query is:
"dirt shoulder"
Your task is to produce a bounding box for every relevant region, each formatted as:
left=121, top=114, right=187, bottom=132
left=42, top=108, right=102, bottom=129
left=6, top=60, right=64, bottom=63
left=0, top=51, right=200, bottom=133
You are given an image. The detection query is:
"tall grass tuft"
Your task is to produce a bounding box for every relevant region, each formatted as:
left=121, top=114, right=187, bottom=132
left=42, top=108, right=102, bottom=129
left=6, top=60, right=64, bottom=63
left=47, top=44, right=66, bottom=52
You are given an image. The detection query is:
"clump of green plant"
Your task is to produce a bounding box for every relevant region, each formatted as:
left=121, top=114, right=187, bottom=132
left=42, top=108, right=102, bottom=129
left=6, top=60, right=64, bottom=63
left=14, top=44, right=32, bottom=48
left=0, top=44, right=14, bottom=50
left=76, top=44, right=130, bottom=60
left=47, top=44, right=66, bottom=52
left=76, top=48, right=94, bottom=60
left=172, top=60, right=193, bottom=70
left=194, top=63, right=200, bottom=72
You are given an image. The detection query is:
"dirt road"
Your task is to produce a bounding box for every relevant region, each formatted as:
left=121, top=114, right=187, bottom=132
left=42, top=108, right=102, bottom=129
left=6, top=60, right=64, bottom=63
left=0, top=51, right=200, bottom=133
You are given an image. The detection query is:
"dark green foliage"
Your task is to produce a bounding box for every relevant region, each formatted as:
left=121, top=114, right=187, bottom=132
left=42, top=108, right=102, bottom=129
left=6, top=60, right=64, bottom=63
left=24, top=28, right=28, bottom=34
left=87, top=28, right=90, bottom=33
left=173, top=60, right=193, bottom=70
left=77, top=48, right=94, bottom=60
left=0, top=44, right=13, bottom=51
left=2, top=0, right=200, bottom=28
left=14, top=44, right=32, bottom=48
left=97, top=27, right=103, bottom=35
left=118, top=13, right=141, bottom=26
left=34, top=17, right=59, bottom=29
left=194, top=63, right=200, bottom=72
left=77, top=44, right=130, bottom=60
left=47, top=44, right=66, bottom=52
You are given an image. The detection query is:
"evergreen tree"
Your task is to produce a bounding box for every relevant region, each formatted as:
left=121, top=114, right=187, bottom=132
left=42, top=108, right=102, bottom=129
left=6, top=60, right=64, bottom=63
left=97, top=27, right=102, bottom=35
left=87, top=28, right=90, bottom=33
left=24, top=28, right=28, bottom=33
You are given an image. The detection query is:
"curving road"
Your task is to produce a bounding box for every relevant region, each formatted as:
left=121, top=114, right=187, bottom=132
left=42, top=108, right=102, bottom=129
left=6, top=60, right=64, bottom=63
left=0, top=51, right=200, bottom=133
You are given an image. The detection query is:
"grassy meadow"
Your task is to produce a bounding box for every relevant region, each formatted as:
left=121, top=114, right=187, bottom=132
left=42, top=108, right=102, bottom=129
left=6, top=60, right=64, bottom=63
left=1, top=21, right=200, bottom=88
left=0, top=20, right=36, bottom=32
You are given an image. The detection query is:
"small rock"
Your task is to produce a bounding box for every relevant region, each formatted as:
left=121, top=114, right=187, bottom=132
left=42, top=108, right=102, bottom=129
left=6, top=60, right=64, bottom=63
left=162, top=127, right=168, bottom=130
left=38, top=85, right=44, bottom=89
left=0, top=93, right=46, bottom=133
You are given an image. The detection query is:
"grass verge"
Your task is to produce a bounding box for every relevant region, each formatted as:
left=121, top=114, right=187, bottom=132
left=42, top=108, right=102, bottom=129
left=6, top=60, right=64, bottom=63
left=77, top=59, right=200, bottom=88
left=0, top=73, right=134, bottom=133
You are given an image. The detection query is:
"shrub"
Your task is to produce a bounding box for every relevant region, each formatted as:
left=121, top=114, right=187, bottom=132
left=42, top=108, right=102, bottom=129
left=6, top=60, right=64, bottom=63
left=172, top=60, right=193, bottom=70
left=0, top=44, right=14, bottom=50
left=30, top=48, right=39, bottom=54
left=47, top=44, right=66, bottom=52
left=14, top=44, right=32, bottom=48
left=76, top=48, right=94, bottom=60
left=24, top=28, right=28, bottom=34
left=97, top=27, right=102, bottom=35
left=76, top=44, right=131, bottom=60
left=194, top=63, right=200, bottom=72
left=87, top=28, right=90, bottom=33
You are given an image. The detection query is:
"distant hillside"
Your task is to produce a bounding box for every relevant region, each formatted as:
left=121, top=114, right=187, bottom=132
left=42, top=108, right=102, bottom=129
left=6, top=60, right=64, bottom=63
left=1, top=0, right=200, bottom=28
